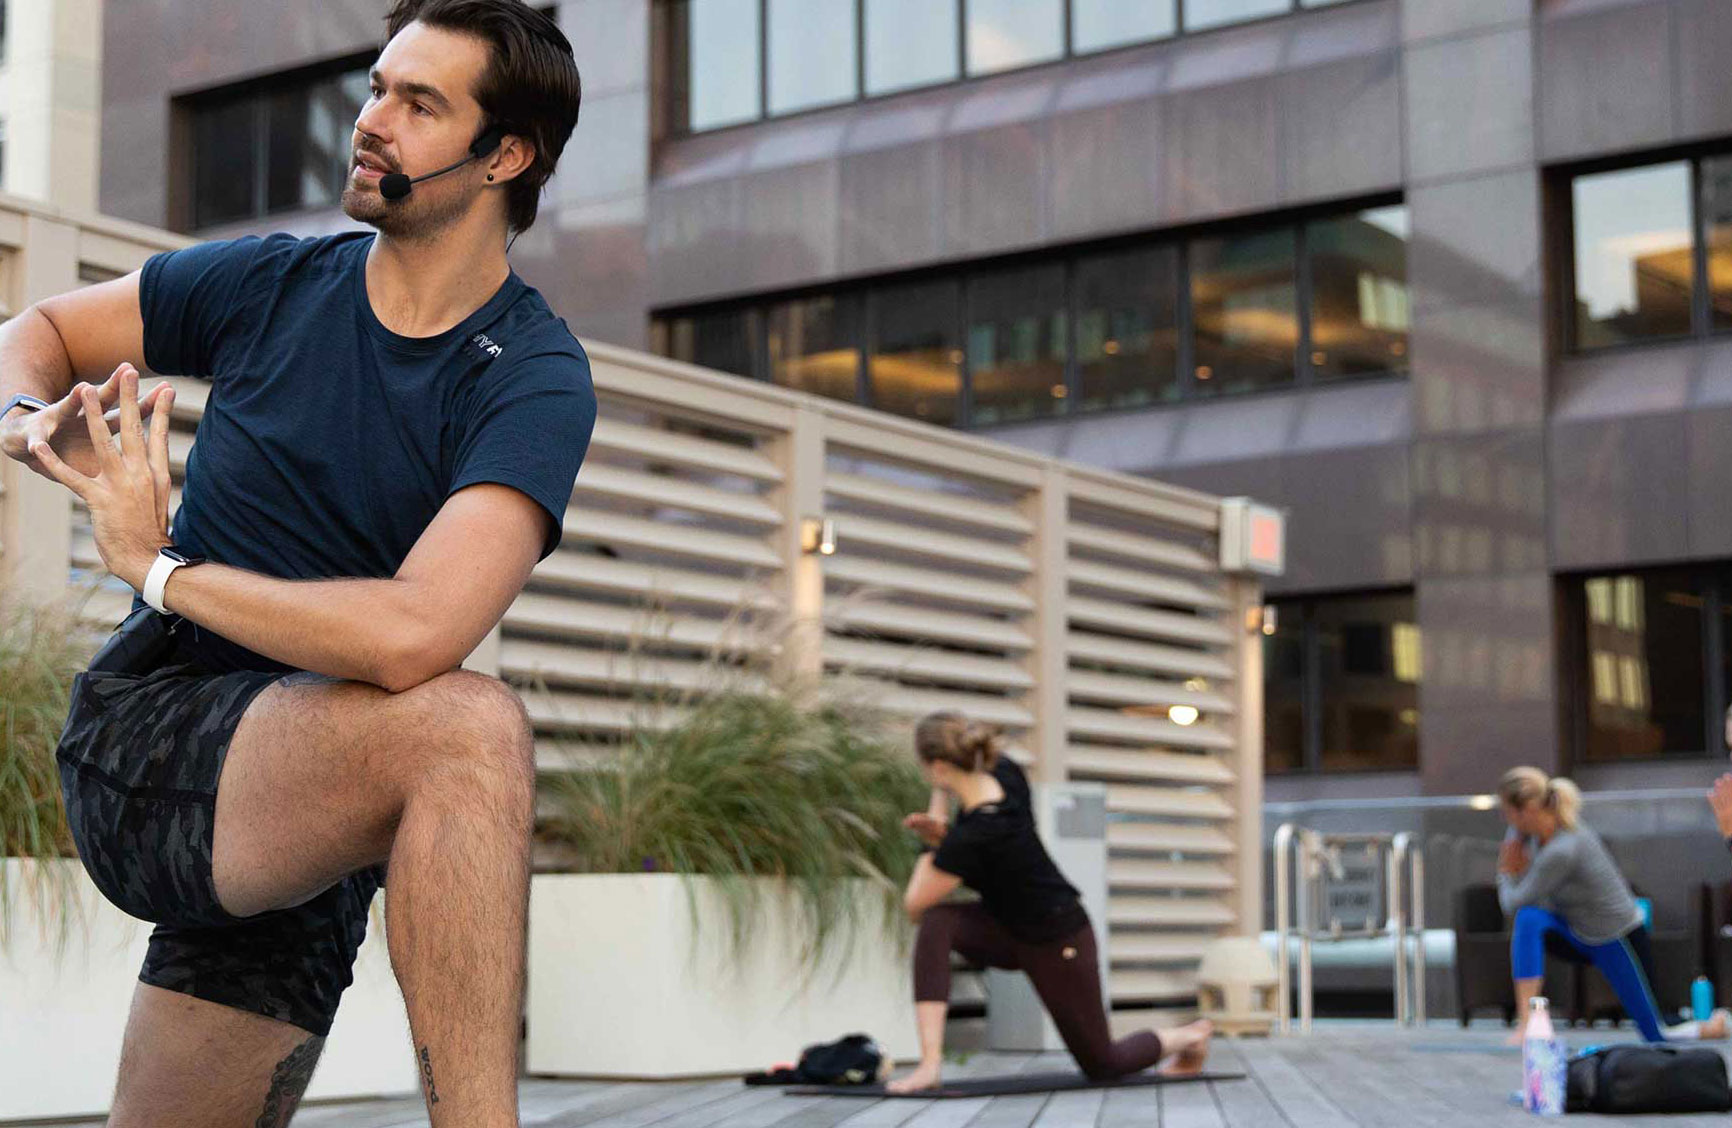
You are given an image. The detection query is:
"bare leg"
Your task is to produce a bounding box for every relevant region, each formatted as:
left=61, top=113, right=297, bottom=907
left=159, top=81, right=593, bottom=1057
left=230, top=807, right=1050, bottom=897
left=108, top=983, right=323, bottom=1128
left=1507, top=977, right=1544, bottom=1045
left=211, top=670, right=536, bottom=1127
left=886, top=1002, right=948, bottom=1093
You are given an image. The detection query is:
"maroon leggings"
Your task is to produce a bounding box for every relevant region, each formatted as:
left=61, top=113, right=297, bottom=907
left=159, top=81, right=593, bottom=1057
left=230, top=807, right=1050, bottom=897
left=913, top=902, right=1163, bottom=1080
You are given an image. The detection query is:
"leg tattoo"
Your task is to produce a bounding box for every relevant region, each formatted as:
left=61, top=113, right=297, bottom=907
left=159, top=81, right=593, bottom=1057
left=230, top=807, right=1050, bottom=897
left=255, top=1036, right=323, bottom=1128
left=419, top=1043, right=442, bottom=1106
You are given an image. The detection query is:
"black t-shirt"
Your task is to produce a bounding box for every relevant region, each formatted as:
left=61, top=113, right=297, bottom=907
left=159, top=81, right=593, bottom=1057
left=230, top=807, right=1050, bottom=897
left=133, top=232, right=597, bottom=673
left=932, top=758, right=1087, bottom=944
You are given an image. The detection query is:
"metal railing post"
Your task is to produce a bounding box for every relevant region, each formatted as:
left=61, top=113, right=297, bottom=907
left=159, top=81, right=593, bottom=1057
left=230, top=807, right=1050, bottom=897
left=1410, top=840, right=1427, bottom=1025
left=1273, top=823, right=1294, bottom=1034
left=1390, top=833, right=1411, bottom=1026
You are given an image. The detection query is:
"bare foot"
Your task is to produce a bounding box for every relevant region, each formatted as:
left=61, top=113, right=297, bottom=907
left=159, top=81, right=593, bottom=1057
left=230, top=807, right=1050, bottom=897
left=1157, top=1019, right=1214, bottom=1077
left=886, top=1062, right=943, bottom=1094
left=1504, top=1022, right=1528, bottom=1048
left=1702, top=1009, right=1731, bottom=1040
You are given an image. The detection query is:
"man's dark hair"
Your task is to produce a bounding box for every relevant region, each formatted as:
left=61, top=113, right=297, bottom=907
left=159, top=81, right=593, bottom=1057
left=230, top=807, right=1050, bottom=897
left=384, top=0, right=581, bottom=233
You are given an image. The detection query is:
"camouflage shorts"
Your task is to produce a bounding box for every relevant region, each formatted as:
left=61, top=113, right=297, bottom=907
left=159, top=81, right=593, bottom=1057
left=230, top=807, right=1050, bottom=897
left=55, top=606, right=383, bottom=1036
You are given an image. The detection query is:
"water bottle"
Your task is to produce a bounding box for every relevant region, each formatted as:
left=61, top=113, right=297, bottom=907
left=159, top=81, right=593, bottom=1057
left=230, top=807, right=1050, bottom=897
left=1522, top=997, right=1566, bottom=1116
left=1693, top=976, right=1715, bottom=1023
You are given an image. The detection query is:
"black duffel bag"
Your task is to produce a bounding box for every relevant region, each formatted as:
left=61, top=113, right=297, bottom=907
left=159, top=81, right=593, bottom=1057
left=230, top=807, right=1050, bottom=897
left=1566, top=1045, right=1732, bottom=1114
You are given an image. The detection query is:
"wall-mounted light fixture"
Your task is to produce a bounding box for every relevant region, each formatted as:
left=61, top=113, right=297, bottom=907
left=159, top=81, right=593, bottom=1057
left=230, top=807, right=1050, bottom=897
left=1167, top=704, right=1200, bottom=727
left=800, top=516, right=837, bottom=556
left=1246, top=604, right=1278, bottom=635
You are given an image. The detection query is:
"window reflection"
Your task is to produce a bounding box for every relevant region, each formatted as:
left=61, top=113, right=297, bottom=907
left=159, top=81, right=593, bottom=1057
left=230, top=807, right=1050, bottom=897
left=966, top=0, right=1063, bottom=77
left=1071, top=0, right=1175, bottom=54
left=680, top=0, right=761, bottom=132
left=1190, top=229, right=1298, bottom=396
left=1074, top=246, right=1180, bottom=411
left=865, top=0, right=959, bottom=95
left=667, top=308, right=762, bottom=380
left=1315, top=594, right=1420, bottom=772
left=967, top=263, right=1068, bottom=425
left=767, top=295, right=862, bottom=403
left=1573, top=162, right=1693, bottom=348
left=768, top=0, right=857, bottom=115
left=1308, top=206, right=1410, bottom=382
left=266, top=73, right=367, bottom=214
left=870, top=280, right=961, bottom=425
left=1264, top=601, right=1305, bottom=774
left=1702, top=156, right=1732, bottom=333
left=1580, top=573, right=1706, bottom=761
left=1185, top=0, right=1290, bottom=32
left=194, top=98, right=260, bottom=228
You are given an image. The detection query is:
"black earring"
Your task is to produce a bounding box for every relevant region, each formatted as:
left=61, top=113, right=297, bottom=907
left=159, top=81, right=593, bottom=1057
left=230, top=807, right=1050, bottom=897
left=486, top=174, right=495, bottom=182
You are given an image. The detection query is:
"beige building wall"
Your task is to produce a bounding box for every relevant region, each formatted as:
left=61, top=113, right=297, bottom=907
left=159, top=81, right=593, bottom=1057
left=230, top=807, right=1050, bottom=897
left=0, top=0, right=104, bottom=211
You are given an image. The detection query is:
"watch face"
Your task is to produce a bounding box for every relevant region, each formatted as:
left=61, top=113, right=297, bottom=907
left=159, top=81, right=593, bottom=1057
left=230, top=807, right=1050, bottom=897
left=162, top=548, right=206, bottom=566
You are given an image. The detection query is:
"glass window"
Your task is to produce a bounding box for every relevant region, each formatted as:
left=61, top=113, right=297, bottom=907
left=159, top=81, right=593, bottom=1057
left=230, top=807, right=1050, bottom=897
left=767, top=295, right=862, bottom=403
left=1573, top=162, right=1694, bottom=349
left=1072, top=0, right=1176, bottom=54
left=1264, top=601, right=1305, bottom=774
left=1301, top=0, right=1357, bottom=6
left=265, top=73, right=363, bottom=214
left=1581, top=573, right=1706, bottom=762
left=193, top=98, right=260, bottom=228
left=1315, top=594, right=1420, bottom=772
left=1190, top=229, right=1298, bottom=396
left=1701, top=155, right=1732, bottom=333
left=1074, top=246, right=1180, bottom=412
left=682, top=0, right=761, bottom=131
left=966, top=263, right=1068, bottom=426
left=768, top=0, right=857, bottom=116
left=870, top=280, right=961, bottom=425
left=666, top=308, right=762, bottom=379
left=864, top=0, right=958, bottom=95
left=1307, top=206, right=1410, bottom=383
left=965, top=0, right=1063, bottom=77
left=1184, top=0, right=1291, bottom=32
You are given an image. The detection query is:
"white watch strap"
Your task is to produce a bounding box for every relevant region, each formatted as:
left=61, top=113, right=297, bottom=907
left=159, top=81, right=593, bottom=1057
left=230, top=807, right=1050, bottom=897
left=142, top=552, right=186, bottom=615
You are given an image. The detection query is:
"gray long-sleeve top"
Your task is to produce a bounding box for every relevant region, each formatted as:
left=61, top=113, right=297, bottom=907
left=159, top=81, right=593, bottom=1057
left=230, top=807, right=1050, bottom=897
left=1496, top=825, right=1643, bottom=945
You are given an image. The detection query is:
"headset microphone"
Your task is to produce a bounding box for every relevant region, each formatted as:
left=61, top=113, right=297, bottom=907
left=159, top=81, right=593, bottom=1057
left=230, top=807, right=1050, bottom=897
left=377, top=124, right=508, bottom=202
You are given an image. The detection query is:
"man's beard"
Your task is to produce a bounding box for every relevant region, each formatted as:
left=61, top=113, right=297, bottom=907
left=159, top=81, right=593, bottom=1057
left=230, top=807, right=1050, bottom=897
left=341, top=166, right=474, bottom=240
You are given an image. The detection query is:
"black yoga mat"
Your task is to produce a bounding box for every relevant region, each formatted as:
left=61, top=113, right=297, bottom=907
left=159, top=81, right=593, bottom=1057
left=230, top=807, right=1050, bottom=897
left=784, top=1070, right=1245, bottom=1099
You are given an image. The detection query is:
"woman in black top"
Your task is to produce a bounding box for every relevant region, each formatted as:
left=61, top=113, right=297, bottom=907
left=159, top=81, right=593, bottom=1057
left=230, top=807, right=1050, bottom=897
left=888, top=711, right=1213, bottom=1093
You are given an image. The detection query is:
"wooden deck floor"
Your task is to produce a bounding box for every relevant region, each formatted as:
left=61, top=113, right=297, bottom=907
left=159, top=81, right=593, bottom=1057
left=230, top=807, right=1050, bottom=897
left=36, top=1025, right=1732, bottom=1127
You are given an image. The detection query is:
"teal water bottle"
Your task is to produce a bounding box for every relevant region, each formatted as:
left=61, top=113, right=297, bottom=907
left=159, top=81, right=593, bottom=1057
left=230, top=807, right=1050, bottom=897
left=1693, top=976, right=1714, bottom=1022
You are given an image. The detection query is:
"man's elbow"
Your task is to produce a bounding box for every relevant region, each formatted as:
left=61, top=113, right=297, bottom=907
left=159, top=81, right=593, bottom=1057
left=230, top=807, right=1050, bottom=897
left=372, top=623, right=453, bottom=694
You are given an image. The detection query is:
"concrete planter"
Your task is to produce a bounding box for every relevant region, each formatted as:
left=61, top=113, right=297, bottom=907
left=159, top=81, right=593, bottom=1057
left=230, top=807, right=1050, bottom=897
left=0, top=859, right=417, bottom=1122
left=527, top=873, right=917, bottom=1078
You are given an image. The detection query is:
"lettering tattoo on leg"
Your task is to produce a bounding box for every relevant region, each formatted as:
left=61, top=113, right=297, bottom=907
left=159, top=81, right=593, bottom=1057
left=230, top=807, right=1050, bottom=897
left=255, top=1036, right=323, bottom=1128
left=420, top=1043, right=442, bottom=1105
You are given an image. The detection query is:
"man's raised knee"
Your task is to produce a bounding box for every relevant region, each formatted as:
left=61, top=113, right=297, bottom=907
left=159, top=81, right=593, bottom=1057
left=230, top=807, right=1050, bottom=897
left=401, top=671, right=535, bottom=784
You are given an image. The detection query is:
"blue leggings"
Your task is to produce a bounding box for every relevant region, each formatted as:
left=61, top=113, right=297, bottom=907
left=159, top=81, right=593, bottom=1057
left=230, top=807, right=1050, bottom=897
left=1510, top=906, right=1664, bottom=1042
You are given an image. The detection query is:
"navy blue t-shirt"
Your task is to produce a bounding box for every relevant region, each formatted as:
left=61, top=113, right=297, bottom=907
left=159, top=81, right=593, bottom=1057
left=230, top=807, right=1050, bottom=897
left=134, top=231, right=596, bottom=674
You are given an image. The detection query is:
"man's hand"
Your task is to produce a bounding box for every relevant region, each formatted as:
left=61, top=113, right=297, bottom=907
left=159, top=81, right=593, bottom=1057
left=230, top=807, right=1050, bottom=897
left=2, top=365, right=173, bottom=483
left=1709, top=775, right=1732, bottom=839
left=27, top=365, right=176, bottom=590
left=903, top=813, right=948, bottom=848
left=1498, top=838, right=1529, bottom=877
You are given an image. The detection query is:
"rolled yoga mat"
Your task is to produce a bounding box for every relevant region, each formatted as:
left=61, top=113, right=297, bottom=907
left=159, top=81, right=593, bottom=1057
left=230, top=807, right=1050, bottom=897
left=784, top=1070, right=1245, bottom=1099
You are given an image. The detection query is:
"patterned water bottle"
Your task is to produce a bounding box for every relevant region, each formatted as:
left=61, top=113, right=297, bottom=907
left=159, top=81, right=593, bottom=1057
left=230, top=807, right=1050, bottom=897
left=1522, top=997, right=1566, bottom=1116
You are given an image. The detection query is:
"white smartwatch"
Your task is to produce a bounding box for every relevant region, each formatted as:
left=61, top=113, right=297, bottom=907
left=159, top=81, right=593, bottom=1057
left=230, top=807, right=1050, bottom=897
left=143, top=546, right=205, bottom=614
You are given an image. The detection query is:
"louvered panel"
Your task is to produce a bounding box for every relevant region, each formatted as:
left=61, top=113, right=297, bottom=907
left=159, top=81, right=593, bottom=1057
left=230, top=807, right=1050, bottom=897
left=1066, top=632, right=1235, bottom=680
left=1108, top=896, right=1237, bottom=929
left=835, top=514, right=1032, bottom=574
left=823, top=555, right=1034, bottom=614
left=1066, top=746, right=1234, bottom=785
left=829, top=602, right=1033, bottom=651
left=1067, top=559, right=1230, bottom=610
left=561, top=510, right=781, bottom=569
left=1107, top=859, right=1235, bottom=892
left=1065, top=670, right=1233, bottom=713
left=1068, top=524, right=1214, bottom=573
left=1068, top=597, right=1229, bottom=647
left=825, top=471, right=1032, bottom=535
left=847, top=679, right=1034, bottom=728
left=524, top=690, right=690, bottom=735
left=823, top=637, right=1035, bottom=691
left=500, top=639, right=764, bottom=695
left=1110, top=933, right=1220, bottom=963
left=571, top=464, right=781, bottom=526
left=589, top=419, right=782, bottom=482
left=505, top=592, right=765, bottom=654
left=1106, top=822, right=1235, bottom=855
left=1107, top=969, right=1199, bottom=1002
left=1068, top=707, right=1233, bottom=751
left=530, top=553, right=777, bottom=610
left=1104, top=785, right=1233, bottom=820
left=74, top=585, right=134, bottom=629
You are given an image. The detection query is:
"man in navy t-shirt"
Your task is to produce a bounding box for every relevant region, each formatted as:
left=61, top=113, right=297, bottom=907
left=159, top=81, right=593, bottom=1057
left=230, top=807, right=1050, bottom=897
left=0, top=2, right=589, bottom=1122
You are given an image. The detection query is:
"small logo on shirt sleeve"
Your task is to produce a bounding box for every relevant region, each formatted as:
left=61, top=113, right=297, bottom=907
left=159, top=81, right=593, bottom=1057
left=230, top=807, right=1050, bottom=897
left=470, top=332, right=504, bottom=360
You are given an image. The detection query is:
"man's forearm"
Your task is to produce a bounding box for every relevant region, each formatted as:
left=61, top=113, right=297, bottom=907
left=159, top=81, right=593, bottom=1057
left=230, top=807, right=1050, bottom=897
left=0, top=306, right=76, bottom=408
left=160, top=562, right=441, bottom=691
